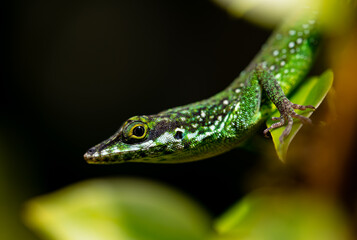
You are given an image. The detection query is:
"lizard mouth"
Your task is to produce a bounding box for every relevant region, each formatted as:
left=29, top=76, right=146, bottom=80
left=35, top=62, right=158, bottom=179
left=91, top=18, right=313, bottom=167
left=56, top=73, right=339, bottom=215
left=83, top=149, right=125, bottom=164
left=83, top=151, right=96, bottom=163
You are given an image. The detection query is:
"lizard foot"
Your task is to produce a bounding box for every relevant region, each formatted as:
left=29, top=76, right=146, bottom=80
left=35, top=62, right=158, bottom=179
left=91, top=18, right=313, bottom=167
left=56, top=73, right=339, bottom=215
left=263, top=103, right=315, bottom=142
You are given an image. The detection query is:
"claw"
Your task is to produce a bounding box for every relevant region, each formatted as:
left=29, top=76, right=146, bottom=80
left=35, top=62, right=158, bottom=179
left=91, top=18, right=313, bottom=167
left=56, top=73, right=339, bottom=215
left=292, top=103, right=315, bottom=111
left=292, top=112, right=312, bottom=124
left=279, top=115, right=293, bottom=142
left=265, top=102, right=315, bottom=143
left=264, top=117, right=285, bottom=137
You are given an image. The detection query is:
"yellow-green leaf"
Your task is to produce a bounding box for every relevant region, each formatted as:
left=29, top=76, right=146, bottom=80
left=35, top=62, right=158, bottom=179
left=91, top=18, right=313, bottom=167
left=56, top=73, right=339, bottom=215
left=23, top=178, right=211, bottom=240
left=214, top=189, right=352, bottom=240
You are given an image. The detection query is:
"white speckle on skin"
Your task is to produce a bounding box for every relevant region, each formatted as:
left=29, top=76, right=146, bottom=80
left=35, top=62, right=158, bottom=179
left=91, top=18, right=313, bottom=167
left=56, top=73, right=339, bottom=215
left=282, top=49, right=287, bottom=54
left=192, top=123, right=198, bottom=128
left=223, top=99, right=229, bottom=105
left=111, top=149, right=119, bottom=154
left=309, top=19, right=316, bottom=25
left=290, top=49, right=295, bottom=54
left=186, top=131, right=198, bottom=140
left=217, top=115, right=222, bottom=121
left=120, top=140, right=154, bottom=152
left=202, top=131, right=214, bottom=139
left=175, top=128, right=185, bottom=133
left=289, top=30, right=296, bottom=36
left=239, top=83, right=244, bottom=87
left=180, top=117, right=186, bottom=121
left=209, top=125, right=215, bottom=131
left=302, top=24, right=309, bottom=29
left=201, top=111, right=206, bottom=118
left=296, top=38, right=303, bottom=44
left=276, top=73, right=281, bottom=79
left=280, top=61, right=285, bottom=67
left=304, top=29, right=310, bottom=35
left=273, top=50, right=279, bottom=56
left=235, top=88, right=241, bottom=93
left=191, top=129, right=214, bottom=143
left=234, top=102, right=241, bottom=111
left=218, top=115, right=229, bottom=132
left=289, top=42, right=295, bottom=48
left=157, top=132, right=178, bottom=144
left=270, top=65, right=275, bottom=71
left=291, top=68, right=295, bottom=73
left=284, top=69, right=289, bottom=74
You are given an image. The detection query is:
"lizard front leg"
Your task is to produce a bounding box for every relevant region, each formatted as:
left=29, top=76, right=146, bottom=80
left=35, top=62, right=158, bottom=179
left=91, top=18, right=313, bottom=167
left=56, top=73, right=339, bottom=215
left=253, top=65, right=315, bottom=142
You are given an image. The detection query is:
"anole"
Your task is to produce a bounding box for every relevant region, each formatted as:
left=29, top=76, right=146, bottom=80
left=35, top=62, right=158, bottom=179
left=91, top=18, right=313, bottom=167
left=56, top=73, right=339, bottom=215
left=84, top=8, right=320, bottom=164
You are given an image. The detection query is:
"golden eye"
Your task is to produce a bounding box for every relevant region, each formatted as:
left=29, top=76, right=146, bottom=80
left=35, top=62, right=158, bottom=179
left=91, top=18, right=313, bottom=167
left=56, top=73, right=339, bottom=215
left=128, top=123, right=147, bottom=139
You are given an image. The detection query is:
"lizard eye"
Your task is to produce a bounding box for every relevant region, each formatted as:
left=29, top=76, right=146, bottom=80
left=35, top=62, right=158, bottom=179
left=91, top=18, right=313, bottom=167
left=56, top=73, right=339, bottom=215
left=132, top=125, right=145, bottom=137
left=123, top=121, right=148, bottom=142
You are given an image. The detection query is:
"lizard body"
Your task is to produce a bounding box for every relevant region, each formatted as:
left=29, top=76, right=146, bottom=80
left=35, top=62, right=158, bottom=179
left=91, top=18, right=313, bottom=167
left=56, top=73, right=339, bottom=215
left=84, top=9, right=320, bottom=164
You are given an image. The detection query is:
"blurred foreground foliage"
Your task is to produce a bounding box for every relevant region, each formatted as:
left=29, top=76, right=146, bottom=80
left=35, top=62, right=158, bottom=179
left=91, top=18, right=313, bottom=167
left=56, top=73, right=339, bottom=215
left=24, top=178, right=212, bottom=240
left=213, top=0, right=353, bottom=32
left=24, top=178, right=352, bottom=240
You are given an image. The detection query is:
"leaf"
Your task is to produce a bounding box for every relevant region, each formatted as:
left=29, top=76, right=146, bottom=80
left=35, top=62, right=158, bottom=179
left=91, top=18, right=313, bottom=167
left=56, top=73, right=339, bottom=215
left=212, top=0, right=300, bottom=27
left=214, top=189, right=352, bottom=240
left=266, top=69, right=334, bottom=162
left=23, top=178, right=211, bottom=240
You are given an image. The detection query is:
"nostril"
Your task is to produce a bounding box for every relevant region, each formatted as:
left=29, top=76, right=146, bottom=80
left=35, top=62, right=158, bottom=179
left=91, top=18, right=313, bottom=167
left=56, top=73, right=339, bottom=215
left=87, top=147, right=96, bottom=155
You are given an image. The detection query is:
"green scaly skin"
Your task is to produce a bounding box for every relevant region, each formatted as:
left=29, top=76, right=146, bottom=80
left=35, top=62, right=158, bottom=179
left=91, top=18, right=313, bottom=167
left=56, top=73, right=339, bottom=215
left=84, top=9, right=320, bottom=164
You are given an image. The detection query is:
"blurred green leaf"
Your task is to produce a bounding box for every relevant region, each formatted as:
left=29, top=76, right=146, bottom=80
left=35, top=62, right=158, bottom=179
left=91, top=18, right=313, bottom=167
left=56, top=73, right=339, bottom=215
left=266, top=70, right=333, bottom=162
left=214, top=189, right=352, bottom=240
left=213, top=0, right=302, bottom=27
left=212, top=0, right=351, bottom=32
left=23, top=178, right=212, bottom=240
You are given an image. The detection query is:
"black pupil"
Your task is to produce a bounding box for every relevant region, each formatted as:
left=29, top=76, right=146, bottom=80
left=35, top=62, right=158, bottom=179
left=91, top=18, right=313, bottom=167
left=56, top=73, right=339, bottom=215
left=133, top=126, right=145, bottom=137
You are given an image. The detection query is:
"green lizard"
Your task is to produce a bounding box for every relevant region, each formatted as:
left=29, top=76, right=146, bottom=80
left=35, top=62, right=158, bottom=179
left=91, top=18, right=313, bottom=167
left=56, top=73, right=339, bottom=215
left=84, top=8, right=320, bottom=164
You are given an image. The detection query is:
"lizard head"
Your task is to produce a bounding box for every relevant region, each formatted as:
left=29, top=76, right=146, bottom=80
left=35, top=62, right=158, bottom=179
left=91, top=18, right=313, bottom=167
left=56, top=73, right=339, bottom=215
left=83, top=115, right=189, bottom=164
